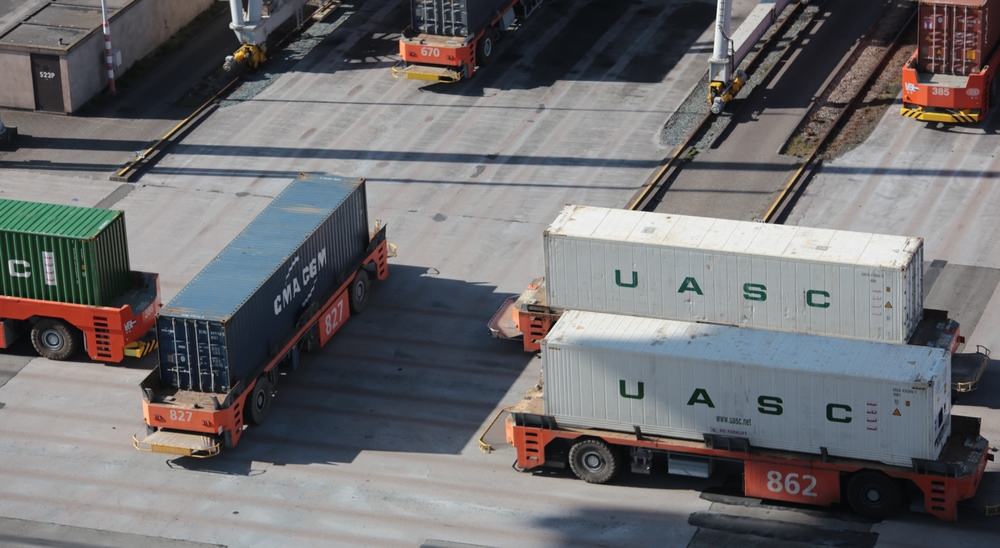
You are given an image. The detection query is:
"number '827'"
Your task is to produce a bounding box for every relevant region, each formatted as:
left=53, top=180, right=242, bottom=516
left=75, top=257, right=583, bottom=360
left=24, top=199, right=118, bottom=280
left=169, top=410, right=193, bottom=422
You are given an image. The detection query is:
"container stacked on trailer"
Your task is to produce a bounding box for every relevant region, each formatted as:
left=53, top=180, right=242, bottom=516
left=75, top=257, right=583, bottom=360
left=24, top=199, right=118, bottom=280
left=497, top=205, right=992, bottom=520
left=392, top=0, right=542, bottom=82
left=901, top=0, right=1000, bottom=123
left=0, top=199, right=161, bottom=361
left=135, top=173, right=389, bottom=457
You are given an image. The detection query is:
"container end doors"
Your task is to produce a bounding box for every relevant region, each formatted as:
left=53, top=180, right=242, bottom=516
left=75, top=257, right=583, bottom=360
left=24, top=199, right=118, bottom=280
left=30, top=54, right=64, bottom=113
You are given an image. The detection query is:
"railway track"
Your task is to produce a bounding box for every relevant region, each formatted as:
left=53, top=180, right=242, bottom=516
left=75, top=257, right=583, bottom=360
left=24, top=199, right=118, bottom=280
left=112, top=1, right=340, bottom=182
left=628, top=0, right=917, bottom=224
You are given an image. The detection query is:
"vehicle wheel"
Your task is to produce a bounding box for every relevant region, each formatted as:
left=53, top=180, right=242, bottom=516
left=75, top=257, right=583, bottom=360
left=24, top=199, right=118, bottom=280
left=349, top=269, right=370, bottom=314
left=568, top=439, right=619, bottom=484
left=846, top=471, right=901, bottom=519
left=245, top=376, right=272, bottom=426
left=476, top=27, right=498, bottom=67
left=30, top=318, right=81, bottom=360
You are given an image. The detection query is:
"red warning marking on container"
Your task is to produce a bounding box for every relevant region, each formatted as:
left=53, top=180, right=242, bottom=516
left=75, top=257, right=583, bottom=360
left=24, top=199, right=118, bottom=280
left=893, top=409, right=901, bottom=416
left=885, top=302, right=893, bottom=309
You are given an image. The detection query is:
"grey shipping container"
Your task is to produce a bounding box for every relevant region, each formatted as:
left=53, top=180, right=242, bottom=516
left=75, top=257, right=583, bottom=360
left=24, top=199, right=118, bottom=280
left=0, top=199, right=131, bottom=306
left=156, top=174, right=370, bottom=393
left=543, top=310, right=952, bottom=467
left=411, top=0, right=509, bottom=37
left=544, top=206, right=924, bottom=344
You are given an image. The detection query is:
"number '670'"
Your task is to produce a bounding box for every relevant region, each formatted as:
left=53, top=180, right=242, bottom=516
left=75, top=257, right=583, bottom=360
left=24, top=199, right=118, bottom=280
left=420, top=47, right=441, bottom=58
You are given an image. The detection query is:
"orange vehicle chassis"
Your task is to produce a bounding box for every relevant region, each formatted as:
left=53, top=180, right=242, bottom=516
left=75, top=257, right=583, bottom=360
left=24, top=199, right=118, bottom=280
left=138, top=228, right=389, bottom=455
left=0, top=272, right=161, bottom=362
left=394, top=0, right=542, bottom=82
left=507, top=406, right=992, bottom=521
left=901, top=44, right=1000, bottom=123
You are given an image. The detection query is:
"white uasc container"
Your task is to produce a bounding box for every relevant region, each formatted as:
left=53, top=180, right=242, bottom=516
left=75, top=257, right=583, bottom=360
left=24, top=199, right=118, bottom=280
left=542, top=310, right=952, bottom=467
left=544, top=206, right=923, bottom=343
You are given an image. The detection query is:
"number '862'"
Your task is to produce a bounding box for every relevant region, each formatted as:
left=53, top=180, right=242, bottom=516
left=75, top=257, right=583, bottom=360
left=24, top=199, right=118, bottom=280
left=766, top=470, right=818, bottom=497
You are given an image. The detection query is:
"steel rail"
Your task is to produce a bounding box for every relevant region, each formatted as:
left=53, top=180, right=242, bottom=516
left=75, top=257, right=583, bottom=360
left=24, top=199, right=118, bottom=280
left=112, top=4, right=331, bottom=182
left=628, top=0, right=808, bottom=212
left=761, top=9, right=917, bottom=223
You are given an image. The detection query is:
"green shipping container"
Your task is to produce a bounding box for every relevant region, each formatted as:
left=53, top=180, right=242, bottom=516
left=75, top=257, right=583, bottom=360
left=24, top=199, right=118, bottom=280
left=0, top=199, right=131, bottom=306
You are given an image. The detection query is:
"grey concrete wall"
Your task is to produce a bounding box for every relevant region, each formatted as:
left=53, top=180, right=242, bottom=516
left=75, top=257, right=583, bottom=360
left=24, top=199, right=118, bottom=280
left=0, top=0, right=215, bottom=113
left=111, top=0, right=216, bottom=76
left=0, top=50, right=32, bottom=110
left=66, top=31, right=103, bottom=112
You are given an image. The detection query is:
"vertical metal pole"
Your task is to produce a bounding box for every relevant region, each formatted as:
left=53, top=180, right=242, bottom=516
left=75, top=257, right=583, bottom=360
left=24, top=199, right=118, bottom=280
left=247, top=0, right=262, bottom=25
left=229, top=0, right=244, bottom=25
left=100, top=0, right=116, bottom=94
left=709, top=0, right=732, bottom=83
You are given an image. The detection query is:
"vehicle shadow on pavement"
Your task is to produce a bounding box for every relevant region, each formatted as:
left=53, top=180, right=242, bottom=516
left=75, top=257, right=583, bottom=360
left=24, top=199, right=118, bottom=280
left=210, top=264, right=529, bottom=465
left=165, top=456, right=267, bottom=477
left=421, top=0, right=715, bottom=94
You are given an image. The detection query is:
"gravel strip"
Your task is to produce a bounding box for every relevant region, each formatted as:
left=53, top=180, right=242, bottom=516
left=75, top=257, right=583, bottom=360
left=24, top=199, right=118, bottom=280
left=660, top=1, right=822, bottom=150
left=784, top=0, right=916, bottom=159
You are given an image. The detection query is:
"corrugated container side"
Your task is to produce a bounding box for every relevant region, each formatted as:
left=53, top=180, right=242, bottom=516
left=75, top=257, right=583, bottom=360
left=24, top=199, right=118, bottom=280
left=0, top=199, right=131, bottom=306
left=157, top=175, right=369, bottom=393
left=411, top=0, right=509, bottom=37
left=917, top=0, right=1000, bottom=76
left=543, top=206, right=923, bottom=344
left=542, top=311, right=952, bottom=467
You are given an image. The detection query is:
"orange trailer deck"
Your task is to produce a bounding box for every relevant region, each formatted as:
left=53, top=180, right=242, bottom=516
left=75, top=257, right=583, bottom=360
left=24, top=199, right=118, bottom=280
left=0, top=271, right=161, bottom=361
left=506, top=385, right=992, bottom=521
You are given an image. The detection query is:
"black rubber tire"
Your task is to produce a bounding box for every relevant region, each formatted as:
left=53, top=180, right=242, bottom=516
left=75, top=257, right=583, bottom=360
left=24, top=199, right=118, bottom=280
left=568, top=439, right=619, bottom=484
left=476, top=27, right=498, bottom=68
left=245, top=376, right=272, bottom=426
left=349, top=269, right=370, bottom=314
left=846, top=471, right=901, bottom=519
left=30, top=318, right=81, bottom=360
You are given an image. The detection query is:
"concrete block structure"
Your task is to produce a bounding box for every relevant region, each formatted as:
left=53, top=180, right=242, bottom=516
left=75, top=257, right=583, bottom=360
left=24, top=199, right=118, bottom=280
left=0, top=0, right=215, bottom=114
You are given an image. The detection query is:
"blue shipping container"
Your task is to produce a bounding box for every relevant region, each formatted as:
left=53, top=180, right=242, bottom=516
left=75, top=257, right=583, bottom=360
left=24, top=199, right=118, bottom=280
left=157, top=174, right=370, bottom=393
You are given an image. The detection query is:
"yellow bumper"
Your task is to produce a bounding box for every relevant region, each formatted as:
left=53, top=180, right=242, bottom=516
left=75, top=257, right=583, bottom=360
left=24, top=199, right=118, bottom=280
left=391, top=62, right=463, bottom=83
left=123, top=339, right=158, bottom=358
left=900, top=106, right=980, bottom=124
left=134, top=431, right=220, bottom=458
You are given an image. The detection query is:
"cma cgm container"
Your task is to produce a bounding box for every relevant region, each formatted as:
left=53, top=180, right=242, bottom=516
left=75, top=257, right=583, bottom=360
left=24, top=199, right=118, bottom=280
left=157, top=174, right=369, bottom=393
left=544, top=206, right=923, bottom=344
left=917, top=0, right=1000, bottom=76
left=542, top=310, right=952, bottom=467
left=411, top=0, right=511, bottom=36
left=0, top=199, right=131, bottom=306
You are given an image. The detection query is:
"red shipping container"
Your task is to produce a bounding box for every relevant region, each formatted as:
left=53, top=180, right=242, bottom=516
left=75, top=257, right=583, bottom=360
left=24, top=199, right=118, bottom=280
left=918, top=0, right=1000, bottom=75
